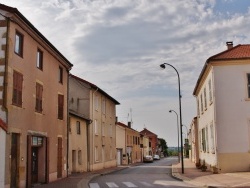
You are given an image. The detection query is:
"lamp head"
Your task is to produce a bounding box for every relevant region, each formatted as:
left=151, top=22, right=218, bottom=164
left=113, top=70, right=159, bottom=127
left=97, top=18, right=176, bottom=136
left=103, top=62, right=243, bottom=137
left=169, top=110, right=172, bottom=113
left=160, top=64, right=166, bottom=69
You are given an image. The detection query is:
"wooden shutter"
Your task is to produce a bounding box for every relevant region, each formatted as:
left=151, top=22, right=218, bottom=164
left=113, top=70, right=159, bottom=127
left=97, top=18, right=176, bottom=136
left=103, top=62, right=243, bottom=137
left=13, top=71, right=23, bottom=106
left=58, top=94, right=64, bottom=120
left=35, top=83, right=43, bottom=112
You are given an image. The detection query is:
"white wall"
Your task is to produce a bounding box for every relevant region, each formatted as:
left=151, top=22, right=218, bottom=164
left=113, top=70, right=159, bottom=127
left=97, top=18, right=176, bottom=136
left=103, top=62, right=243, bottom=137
left=0, top=129, right=6, bottom=187
left=214, top=64, right=250, bottom=153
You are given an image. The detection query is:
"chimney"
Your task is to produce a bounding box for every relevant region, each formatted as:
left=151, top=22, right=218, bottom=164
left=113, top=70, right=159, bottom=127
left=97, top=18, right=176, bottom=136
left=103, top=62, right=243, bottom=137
left=128, top=122, right=131, bottom=128
left=226, top=41, right=233, bottom=50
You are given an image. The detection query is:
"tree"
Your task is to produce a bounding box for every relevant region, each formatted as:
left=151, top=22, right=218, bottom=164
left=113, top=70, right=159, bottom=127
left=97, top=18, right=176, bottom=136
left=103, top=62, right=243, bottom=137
left=158, top=138, right=168, bottom=157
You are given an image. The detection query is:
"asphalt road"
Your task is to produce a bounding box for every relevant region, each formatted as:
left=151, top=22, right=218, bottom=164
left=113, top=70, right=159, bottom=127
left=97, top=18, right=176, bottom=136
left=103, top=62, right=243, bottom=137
left=89, top=157, right=196, bottom=188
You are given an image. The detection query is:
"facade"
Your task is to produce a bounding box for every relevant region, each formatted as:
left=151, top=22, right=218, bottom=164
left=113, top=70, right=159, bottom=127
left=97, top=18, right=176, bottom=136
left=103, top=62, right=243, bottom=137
left=116, top=122, right=126, bottom=165
left=193, top=42, right=250, bottom=173
left=0, top=4, right=73, bottom=187
left=189, top=117, right=199, bottom=164
left=69, top=75, right=119, bottom=171
left=140, top=128, right=158, bottom=155
left=68, top=111, right=90, bottom=173
left=116, top=122, right=142, bottom=164
left=0, top=120, right=7, bottom=187
left=141, top=134, right=150, bottom=157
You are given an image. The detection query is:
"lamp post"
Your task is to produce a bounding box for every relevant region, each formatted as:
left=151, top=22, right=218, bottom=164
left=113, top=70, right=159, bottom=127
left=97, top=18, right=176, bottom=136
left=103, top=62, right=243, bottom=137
left=160, top=63, right=184, bottom=174
left=169, top=110, right=180, bottom=162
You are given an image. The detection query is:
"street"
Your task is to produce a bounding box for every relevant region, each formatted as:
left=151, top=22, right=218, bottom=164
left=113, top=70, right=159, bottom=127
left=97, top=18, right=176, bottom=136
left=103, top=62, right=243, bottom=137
left=89, top=157, right=196, bottom=188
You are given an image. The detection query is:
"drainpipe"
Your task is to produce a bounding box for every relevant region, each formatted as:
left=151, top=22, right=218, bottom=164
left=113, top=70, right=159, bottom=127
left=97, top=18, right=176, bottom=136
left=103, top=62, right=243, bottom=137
left=66, top=72, right=70, bottom=177
left=91, top=88, right=98, bottom=171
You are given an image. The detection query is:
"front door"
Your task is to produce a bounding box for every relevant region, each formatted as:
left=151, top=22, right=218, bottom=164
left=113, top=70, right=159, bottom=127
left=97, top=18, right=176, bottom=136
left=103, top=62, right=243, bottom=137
left=31, top=147, right=38, bottom=184
left=57, top=137, right=62, bottom=178
left=10, top=133, right=19, bottom=188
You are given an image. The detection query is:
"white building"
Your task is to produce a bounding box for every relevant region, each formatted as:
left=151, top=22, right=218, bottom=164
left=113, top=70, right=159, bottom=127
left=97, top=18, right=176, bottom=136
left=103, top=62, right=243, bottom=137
left=193, top=42, right=250, bottom=173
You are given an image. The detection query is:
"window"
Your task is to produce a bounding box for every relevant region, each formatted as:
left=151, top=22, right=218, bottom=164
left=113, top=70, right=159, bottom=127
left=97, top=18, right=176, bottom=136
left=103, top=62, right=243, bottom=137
left=37, top=49, right=43, bottom=70
left=59, top=66, right=63, bottom=84
left=102, top=123, right=105, bottom=136
left=206, top=126, right=209, bottom=153
left=95, top=146, right=98, bottom=162
left=78, top=150, right=82, bottom=165
left=35, top=83, right=43, bottom=113
left=208, top=79, right=212, bottom=102
left=110, top=146, right=112, bottom=159
left=95, top=95, right=99, bottom=111
left=76, top=121, right=81, bottom=135
left=14, top=31, right=23, bottom=57
left=94, top=120, right=98, bottom=135
left=197, top=98, right=200, bottom=117
left=12, top=71, right=23, bottom=106
left=58, top=94, right=64, bottom=120
left=102, top=98, right=106, bottom=114
left=200, top=94, right=203, bottom=113
left=210, top=122, right=215, bottom=153
left=204, top=87, right=207, bottom=109
left=247, top=74, right=250, bottom=98
left=202, top=128, right=206, bottom=152
left=109, top=124, right=112, bottom=137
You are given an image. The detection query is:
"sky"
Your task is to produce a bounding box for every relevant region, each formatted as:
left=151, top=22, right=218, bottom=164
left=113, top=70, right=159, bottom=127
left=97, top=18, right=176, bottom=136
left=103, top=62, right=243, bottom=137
left=2, top=0, right=250, bottom=147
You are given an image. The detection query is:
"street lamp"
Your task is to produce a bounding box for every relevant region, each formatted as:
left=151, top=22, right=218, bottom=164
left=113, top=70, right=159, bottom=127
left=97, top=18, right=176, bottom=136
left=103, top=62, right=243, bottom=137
left=160, top=63, right=184, bottom=174
left=169, top=110, right=180, bottom=162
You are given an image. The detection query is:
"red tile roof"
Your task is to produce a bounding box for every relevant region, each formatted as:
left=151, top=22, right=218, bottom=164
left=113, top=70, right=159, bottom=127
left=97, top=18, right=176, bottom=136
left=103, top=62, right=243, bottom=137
left=209, top=45, right=250, bottom=60
left=193, top=44, right=250, bottom=95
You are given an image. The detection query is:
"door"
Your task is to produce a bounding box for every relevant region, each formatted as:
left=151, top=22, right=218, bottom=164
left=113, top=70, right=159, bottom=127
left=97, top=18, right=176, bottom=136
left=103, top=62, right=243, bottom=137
left=116, top=149, right=121, bottom=165
left=57, top=137, right=62, bottom=178
left=10, top=133, right=19, bottom=188
left=72, top=150, right=76, bottom=172
left=31, top=147, right=38, bottom=184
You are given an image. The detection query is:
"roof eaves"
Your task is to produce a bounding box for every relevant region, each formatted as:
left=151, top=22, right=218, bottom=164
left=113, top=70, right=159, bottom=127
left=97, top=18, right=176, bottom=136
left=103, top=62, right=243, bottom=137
left=70, top=74, right=120, bottom=105
left=0, top=3, right=73, bottom=69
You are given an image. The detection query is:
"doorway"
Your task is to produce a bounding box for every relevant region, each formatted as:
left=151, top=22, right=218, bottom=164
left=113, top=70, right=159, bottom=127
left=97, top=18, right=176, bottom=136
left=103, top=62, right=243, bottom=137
left=31, top=147, right=38, bottom=184
left=10, top=133, right=19, bottom=188
left=57, top=137, right=63, bottom=178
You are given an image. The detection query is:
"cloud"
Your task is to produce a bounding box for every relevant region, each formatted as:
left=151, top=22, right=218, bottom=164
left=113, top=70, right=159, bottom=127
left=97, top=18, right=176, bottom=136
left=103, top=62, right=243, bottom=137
left=2, top=0, right=250, bottom=146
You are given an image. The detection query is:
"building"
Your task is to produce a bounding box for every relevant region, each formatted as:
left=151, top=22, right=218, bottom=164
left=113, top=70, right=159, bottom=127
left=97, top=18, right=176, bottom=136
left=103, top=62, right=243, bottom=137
left=193, top=42, right=250, bottom=173
left=141, top=134, right=150, bottom=158
left=116, top=122, right=142, bottom=164
left=0, top=4, right=73, bottom=187
left=140, top=128, right=158, bottom=155
left=189, top=117, right=199, bottom=165
left=69, top=75, right=119, bottom=171
left=0, top=120, right=7, bottom=187
left=116, top=122, right=126, bottom=165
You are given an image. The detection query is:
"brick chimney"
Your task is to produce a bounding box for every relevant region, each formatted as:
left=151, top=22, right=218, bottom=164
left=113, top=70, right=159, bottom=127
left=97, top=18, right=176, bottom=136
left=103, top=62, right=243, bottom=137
left=128, top=122, right=131, bottom=128
left=226, top=41, right=233, bottom=50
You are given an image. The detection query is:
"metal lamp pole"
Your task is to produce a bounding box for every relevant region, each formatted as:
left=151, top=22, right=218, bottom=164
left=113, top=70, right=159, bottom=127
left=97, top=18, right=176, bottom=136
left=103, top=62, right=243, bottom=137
left=160, top=63, right=184, bottom=174
left=169, top=110, right=180, bottom=162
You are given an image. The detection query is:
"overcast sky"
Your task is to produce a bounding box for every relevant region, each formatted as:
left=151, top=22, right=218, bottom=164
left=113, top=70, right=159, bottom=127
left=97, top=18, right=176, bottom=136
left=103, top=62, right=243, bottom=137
left=2, top=0, right=250, bottom=147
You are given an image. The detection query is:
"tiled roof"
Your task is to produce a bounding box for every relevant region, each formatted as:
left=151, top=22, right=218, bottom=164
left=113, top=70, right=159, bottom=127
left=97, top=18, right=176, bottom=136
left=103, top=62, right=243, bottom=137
left=209, top=45, right=250, bottom=60
left=70, top=74, right=120, bottom=105
left=193, top=44, right=250, bottom=95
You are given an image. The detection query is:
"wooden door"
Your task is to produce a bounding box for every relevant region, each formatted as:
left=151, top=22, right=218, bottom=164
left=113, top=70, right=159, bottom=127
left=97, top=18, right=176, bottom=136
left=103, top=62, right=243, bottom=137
left=11, top=133, right=19, bottom=188
left=57, top=137, right=62, bottom=178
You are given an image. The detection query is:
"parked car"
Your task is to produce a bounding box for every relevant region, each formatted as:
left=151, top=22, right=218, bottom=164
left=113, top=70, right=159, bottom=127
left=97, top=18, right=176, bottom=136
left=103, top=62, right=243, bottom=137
left=153, top=154, right=160, bottom=160
left=143, top=155, right=153, bottom=163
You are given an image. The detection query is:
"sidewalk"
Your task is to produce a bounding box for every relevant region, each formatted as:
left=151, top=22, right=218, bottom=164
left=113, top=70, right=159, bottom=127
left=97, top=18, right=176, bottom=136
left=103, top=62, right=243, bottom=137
left=37, top=165, right=128, bottom=188
left=172, top=158, right=250, bottom=187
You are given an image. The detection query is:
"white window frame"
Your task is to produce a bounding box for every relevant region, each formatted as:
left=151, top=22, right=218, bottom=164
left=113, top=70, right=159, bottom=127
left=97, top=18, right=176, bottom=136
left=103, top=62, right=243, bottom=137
left=95, top=146, right=99, bottom=162
left=94, top=120, right=98, bottom=135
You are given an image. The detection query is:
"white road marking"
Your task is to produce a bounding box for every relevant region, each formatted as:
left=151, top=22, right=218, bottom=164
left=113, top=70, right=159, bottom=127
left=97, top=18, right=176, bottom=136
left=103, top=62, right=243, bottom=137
left=106, top=182, right=119, bottom=187
left=89, top=183, right=100, bottom=188
left=140, top=181, right=154, bottom=187
left=123, top=182, right=138, bottom=187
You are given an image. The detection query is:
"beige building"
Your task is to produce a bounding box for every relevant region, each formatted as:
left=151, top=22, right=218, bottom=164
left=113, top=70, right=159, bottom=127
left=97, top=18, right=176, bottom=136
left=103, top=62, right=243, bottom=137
left=193, top=42, right=250, bottom=173
left=0, top=4, right=73, bottom=187
left=189, top=117, right=199, bottom=165
left=69, top=75, right=119, bottom=171
left=68, top=110, right=91, bottom=173
left=141, top=134, right=150, bottom=157
left=116, top=122, right=142, bottom=164
left=116, top=122, right=126, bottom=165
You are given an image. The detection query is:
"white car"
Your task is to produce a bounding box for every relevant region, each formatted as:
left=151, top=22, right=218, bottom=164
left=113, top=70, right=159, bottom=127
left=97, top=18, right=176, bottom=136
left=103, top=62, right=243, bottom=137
left=153, top=155, right=160, bottom=160
left=143, top=155, right=153, bottom=163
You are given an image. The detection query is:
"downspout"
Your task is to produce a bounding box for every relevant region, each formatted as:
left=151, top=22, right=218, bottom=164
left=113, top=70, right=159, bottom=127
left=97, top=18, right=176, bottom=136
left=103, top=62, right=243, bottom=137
left=66, top=71, right=70, bottom=177
left=91, top=88, right=98, bottom=171
left=3, top=17, right=10, bottom=126
left=86, top=119, right=92, bottom=172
